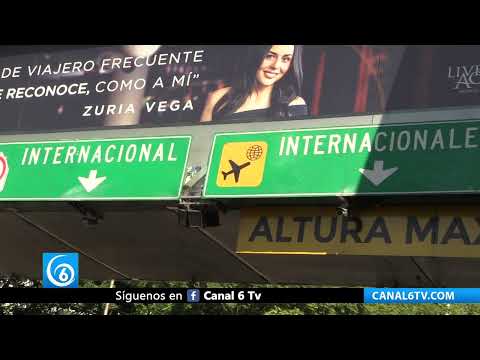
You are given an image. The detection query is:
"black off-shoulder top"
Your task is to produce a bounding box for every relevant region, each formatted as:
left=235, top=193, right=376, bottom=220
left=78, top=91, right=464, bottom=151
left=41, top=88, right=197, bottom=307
left=212, top=105, right=308, bottom=121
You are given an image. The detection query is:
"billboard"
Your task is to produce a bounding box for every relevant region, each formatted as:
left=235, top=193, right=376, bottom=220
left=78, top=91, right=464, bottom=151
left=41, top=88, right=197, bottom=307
left=0, top=45, right=479, bottom=133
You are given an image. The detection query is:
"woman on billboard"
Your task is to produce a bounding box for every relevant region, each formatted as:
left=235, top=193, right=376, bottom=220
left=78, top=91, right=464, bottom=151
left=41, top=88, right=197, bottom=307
left=200, top=45, right=308, bottom=122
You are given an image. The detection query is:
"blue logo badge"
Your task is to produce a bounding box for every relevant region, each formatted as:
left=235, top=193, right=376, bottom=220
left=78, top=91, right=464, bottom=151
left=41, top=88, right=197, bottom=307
left=42, top=253, right=79, bottom=288
left=187, top=289, right=200, bottom=303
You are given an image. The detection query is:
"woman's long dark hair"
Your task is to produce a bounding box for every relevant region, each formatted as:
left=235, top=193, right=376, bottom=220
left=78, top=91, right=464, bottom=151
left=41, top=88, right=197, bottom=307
left=213, top=45, right=303, bottom=119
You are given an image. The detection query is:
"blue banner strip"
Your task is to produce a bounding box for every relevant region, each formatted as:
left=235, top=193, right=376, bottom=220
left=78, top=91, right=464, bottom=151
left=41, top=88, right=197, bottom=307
left=364, top=288, right=480, bottom=304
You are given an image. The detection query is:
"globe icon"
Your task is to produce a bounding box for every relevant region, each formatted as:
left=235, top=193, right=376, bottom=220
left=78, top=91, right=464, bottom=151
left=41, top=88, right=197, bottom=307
left=246, top=145, right=263, bottom=161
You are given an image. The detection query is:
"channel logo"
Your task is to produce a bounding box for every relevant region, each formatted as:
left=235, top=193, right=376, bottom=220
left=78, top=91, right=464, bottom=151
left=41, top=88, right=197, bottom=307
left=187, top=289, right=200, bottom=303
left=42, top=253, right=79, bottom=288
left=216, top=142, right=268, bottom=187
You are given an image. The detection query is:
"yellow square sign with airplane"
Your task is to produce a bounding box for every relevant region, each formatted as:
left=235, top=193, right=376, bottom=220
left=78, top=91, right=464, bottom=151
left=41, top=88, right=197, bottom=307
left=216, top=141, right=268, bottom=187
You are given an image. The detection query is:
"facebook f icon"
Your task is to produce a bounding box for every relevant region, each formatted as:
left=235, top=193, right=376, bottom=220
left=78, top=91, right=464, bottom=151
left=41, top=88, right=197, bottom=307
left=187, top=289, right=200, bottom=303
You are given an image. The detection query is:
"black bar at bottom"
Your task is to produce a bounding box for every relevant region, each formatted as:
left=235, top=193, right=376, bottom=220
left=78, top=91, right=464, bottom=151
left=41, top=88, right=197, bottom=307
left=0, top=288, right=363, bottom=303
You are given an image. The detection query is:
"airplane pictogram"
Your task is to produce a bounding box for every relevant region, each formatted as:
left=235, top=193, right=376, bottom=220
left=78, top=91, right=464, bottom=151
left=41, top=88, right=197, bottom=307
left=216, top=141, right=268, bottom=188
left=221, top=160, right=251, bottom=183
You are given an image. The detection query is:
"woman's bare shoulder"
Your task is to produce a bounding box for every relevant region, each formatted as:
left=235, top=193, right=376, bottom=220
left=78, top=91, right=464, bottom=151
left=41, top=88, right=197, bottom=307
left=208, top=87, right=231, bottom=102
left=200, top=87, right=231, bottom=122
left=289, top=96, right=306, bottom=106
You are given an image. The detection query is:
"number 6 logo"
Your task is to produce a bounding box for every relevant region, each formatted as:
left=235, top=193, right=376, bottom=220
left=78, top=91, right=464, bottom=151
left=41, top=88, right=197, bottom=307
left=0, top=152, right=9, bottom=192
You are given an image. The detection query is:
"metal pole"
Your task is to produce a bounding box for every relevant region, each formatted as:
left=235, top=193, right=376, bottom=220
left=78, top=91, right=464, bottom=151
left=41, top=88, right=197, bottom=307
left=103, top=279, right=116, bottom=315
left=7, top=208, right=133, bottom=280
left=196, top=227, right=274, bottom=284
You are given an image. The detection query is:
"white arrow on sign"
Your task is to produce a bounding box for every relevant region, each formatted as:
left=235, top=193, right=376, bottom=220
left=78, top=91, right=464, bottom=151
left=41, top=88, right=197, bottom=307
left=359, top=160, right=398, bottom=187
left=78, top=170, right=107, bottom=193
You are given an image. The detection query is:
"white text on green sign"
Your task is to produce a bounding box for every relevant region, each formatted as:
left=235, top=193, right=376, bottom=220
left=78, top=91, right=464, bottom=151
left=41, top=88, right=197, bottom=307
left=0, top=136, right=191, bottom=200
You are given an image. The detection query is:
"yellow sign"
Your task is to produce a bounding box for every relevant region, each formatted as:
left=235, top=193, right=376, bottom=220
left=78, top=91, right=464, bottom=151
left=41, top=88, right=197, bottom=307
left=216, top=141, right=268, bottom=187
left=238, top=206, right=480, bottom=258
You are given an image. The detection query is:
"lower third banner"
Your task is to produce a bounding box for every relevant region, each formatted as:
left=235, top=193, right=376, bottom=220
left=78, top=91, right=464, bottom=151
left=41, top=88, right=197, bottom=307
left=2, top=288, right=480, bottom=304
left=0, top=288, right=362, bottom=303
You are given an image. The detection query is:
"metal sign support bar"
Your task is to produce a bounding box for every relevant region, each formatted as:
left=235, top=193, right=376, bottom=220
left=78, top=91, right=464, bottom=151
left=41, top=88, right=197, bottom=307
left=167, top=202, right=274, bottom=284
left=195, top=227, right=274, bottom=284
left=6, top=208, right=134, bottom=281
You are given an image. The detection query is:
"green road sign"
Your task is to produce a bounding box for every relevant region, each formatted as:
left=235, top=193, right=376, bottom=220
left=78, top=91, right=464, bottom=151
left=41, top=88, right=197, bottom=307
left=203, top=119, right=480, bottom=198
left=0, top=136, right=191, bottom=200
